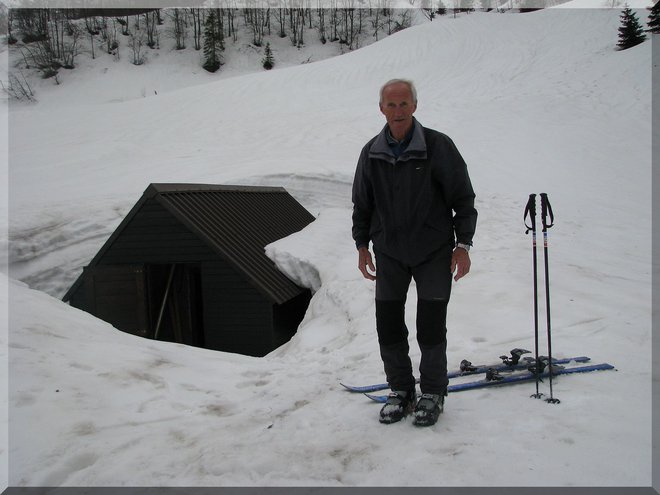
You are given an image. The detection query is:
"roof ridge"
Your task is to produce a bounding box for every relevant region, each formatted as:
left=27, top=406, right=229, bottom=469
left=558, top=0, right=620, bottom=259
left=147, top=183, right=287, bottom=196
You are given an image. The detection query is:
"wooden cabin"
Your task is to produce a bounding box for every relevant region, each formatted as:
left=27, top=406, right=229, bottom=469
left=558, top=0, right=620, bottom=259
left=63, top=183, right=315, bottom=357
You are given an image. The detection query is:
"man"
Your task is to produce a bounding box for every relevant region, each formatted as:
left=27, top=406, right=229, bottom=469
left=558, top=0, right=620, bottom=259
left=352, top=79, right=477, bottom=427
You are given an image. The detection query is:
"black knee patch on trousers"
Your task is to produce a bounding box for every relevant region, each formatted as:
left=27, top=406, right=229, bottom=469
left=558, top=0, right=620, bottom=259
left=416, top=299, right=448, bottom=346
left=376, top=300, right=407, bottom=346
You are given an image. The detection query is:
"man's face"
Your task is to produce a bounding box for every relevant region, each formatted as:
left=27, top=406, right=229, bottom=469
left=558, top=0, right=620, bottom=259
left=379, top=82, right=417, bottom=141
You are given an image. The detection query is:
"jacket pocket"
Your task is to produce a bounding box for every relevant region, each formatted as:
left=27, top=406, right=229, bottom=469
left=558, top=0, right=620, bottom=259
left=423, top=212, right=453, bottom=245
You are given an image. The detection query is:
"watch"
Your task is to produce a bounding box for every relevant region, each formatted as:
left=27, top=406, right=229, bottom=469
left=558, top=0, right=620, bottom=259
left=456, top=243, right=471, bottom=252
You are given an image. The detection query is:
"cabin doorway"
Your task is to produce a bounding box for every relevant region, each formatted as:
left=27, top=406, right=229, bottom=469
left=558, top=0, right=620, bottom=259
left=146, top=263, right=204, bottom=347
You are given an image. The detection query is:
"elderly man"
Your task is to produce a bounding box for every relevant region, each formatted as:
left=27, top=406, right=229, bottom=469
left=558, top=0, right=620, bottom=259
left=352, top=79, right=477, bottom=426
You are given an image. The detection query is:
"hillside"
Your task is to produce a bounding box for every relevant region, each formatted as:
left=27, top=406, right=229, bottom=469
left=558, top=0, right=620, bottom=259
left=3, top=4, right=654, bottom=489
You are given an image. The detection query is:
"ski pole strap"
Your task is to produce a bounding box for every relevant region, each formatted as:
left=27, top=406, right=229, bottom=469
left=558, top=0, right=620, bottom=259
left=540, top=193, right=554, bottom=230
left=524, top=194, right=537, bottom=234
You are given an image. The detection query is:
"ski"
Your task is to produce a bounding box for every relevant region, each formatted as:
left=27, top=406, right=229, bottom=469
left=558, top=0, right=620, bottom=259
left=340, top=354, right=591, bottom=393
left=363, top=362, right=615, bottom=402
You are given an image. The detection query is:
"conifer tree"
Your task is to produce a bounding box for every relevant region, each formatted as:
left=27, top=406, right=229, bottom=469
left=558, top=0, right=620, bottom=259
left=617, top=6, right=647, bottom=50
left=203, top=10, right=223, bottom=73
left=262, top=42, right=274, bottom=70
left=647, top=1, right=660, bottom=34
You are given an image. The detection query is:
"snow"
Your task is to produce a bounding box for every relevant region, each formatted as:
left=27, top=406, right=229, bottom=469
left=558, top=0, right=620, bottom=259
left=3, top=4, right=654, bottom=488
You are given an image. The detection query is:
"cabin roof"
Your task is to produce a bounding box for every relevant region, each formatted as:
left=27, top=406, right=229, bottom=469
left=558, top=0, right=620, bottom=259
left=63, top=183, right=315, bottom=305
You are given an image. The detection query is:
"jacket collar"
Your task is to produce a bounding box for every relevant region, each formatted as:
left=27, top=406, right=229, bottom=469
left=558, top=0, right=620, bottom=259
left=369, top=118, right=427, bottom=163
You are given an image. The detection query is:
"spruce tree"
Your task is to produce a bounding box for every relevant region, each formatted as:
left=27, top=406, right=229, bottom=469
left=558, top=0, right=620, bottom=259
left=203, top=10, right=223, bottom=73
left=648, top=1, right=660, bottom=34
left=262, top=42, right=274, bottom=70
left=617, top=6, right=647, bottom=50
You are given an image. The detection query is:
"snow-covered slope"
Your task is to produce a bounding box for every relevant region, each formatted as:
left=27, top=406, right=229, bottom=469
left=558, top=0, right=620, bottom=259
left=5, top=7, right=653, bottom=487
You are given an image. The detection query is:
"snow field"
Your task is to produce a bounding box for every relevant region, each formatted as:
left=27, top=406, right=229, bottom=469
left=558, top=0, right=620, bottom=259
left=4, top=4, right=653, bottom=487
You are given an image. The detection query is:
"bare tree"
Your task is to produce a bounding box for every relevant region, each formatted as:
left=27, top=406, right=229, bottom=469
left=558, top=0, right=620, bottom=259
left=6, top=7, right=17, bottom=44
left=114, top=16, right=129, bottom=36
left=394, top=9, right=413, bottom=31
left=316, top=3, right=327, bottom=43
left=99, top=17, right=120, bottom=55
left=275, top=7, right=287, bottom=37
left=2, top=71, right=36, bottom=101
left=244, top=3, right=270, bottom=46
left=60, top=23, right=81, bottom=68
left=169, top=8, right=187, bottom=50
left=189, top=8, right=203, bottom=50
left=213, top=8, right=225, bottom=43
left=343, top=2, right=366, bottom=49
left=288, top=7, right=302, bottom=46
left=296, top=7, right=305, bottom=47
left=370, top=1, right=393, bottom=40
left=129, top=29, right=146, bottom=64
left=145, top=10, right=160, bottom=48
left=329, top=2, right=340, bottom=41
left=14, top=8, right=49, bottom=43
left=225, top=8, right=237, bottom=43
left=20, top=41, right=59, bottom=81
left=84, top=16, right=100, bottom=59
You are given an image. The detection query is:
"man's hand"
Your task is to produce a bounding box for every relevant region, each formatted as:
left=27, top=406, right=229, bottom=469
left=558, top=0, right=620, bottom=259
left=451, top=247, right=471, bottom=282
left=358, top=246, right=376, bottom=281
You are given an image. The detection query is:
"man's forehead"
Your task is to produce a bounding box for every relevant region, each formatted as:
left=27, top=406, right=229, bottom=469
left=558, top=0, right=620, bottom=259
left=382, top=85, right=413, bottom=99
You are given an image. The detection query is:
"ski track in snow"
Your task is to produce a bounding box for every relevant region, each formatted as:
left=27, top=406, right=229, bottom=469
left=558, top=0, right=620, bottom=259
left=4, top=6, right=653, bottom=488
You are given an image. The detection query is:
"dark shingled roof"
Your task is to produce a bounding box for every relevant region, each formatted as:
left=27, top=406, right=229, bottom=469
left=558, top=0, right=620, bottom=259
left=64, top=183, right=315, bottom=305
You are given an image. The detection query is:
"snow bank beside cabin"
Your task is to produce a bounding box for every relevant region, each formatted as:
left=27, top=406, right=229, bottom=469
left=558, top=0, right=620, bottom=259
left=265, top=208, right=355, bottom=293
left=265, top=208, right=379, bottom=356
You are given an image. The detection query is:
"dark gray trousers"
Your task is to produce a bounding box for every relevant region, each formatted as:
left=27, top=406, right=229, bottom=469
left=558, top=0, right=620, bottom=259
left=375, top=248, right=452, bottom=395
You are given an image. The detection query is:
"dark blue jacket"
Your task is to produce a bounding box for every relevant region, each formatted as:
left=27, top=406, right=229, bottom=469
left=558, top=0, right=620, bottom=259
left=352, top=119, right=477, bottom=266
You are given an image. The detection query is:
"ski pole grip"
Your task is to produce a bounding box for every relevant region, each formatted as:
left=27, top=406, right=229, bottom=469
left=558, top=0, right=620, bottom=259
left=540, top=193, right=554, bottom=229
left=524, top=194, right=536, bottom=234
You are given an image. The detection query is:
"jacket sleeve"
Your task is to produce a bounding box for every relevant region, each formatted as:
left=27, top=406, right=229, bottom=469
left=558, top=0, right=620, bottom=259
left=446, top=138, right=477, bottom=246
left=351, top=145, right=373, bottom=250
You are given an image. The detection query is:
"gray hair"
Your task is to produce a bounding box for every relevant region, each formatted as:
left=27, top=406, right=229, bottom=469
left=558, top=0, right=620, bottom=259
left=379, top=79, right=418, bottom=104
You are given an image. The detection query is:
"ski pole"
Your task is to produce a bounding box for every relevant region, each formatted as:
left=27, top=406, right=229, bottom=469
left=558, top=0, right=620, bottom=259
left=540, top=193, right=559, bottom=404
left=524, top=194, right=543, bottom=399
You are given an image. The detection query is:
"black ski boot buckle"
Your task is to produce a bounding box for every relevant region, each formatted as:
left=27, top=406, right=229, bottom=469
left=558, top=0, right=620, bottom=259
left=460, top=359, right=478, bottom=373
left=485, top=368, right=504, bottom=381
left=500, top=348, right=531, bottom=367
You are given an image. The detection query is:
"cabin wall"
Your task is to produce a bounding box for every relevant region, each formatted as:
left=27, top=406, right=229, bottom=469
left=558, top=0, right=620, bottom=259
left=81, top=264, right=149, bottom=338
left=201, top=260, right=274, bottom=357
